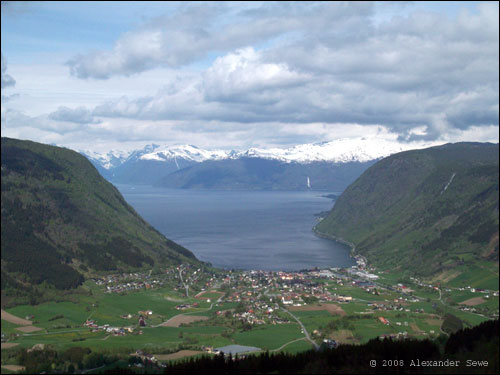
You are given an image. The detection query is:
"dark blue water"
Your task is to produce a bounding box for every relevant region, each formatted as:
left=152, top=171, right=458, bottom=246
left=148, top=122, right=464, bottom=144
left=116, top=185, right=354, bottom=271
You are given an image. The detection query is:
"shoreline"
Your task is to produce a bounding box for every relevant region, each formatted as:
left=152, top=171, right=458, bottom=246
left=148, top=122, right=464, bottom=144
left=312, top=226, right=357, bottom=257
left=313, top=226, right=370, bottom=269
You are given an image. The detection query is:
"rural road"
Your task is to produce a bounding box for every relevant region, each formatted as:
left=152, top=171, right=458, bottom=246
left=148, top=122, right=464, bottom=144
left=153, top=294, right=223, bottom=328
left=282, top=307, right=319, bottom=350
left=178, top=268, right=189, bottom=297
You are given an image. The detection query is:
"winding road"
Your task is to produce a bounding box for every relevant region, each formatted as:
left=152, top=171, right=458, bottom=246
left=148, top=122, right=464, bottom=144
left=178, top=268, right=189, bottom=297
left=282, top=307, right=319, bottom=350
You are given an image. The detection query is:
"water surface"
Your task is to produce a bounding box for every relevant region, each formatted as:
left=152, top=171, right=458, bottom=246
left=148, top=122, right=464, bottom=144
left=117, top=185, right=354, bottom=271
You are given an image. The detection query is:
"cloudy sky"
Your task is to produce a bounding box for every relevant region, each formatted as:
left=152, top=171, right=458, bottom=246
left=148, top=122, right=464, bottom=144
left=1, top=1, right=498, bottom=152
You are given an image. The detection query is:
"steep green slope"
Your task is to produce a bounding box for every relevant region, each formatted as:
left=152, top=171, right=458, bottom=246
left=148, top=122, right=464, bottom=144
left=1, top=138, right=198, bottom=304
left=316, top=142, right=499, bottom=285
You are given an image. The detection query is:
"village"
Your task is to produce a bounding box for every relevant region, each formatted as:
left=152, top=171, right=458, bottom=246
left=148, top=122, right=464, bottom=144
left=1, top=259, right=497, bottom=375
left=78, top=257, right=498, bottom=347
left=85, top=255, right=499, bottom=337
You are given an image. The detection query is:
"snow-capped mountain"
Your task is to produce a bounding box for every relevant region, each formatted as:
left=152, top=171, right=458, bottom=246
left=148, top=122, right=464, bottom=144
left=80, top=138, right=444, bottom=189
left=239, top=138, right=440, bottom=163
left=138, top=144, right=229, bottom=163
left=81, top=149, right=132, bottom=170
left=82, top=138, right=441, bottom=170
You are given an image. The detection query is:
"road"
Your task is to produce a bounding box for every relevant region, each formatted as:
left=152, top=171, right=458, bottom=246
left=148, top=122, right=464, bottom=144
left=178, top=268, right=189, bottom=297
left=152, top=295, right=224, bottom=328
left=282, top=307, right=319, bottom=350
left=271, top=337, right=308, bottom=352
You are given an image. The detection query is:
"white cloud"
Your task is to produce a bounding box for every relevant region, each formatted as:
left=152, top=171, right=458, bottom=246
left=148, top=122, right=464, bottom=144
left=203, top=47, right=308, bottom=102
left=66, top=2, right=375, bottom=79
left=79, top=2, right=498, bottom=143
left=48, top=106, right=100, bottom=124
left=2, top=2, right=498, bottom=150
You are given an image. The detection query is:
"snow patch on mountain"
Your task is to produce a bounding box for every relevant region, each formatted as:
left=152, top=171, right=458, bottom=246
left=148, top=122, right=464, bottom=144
left=81, top=149, right=131, bottom=169
left=139, top=144, right=229, bottom=163
left=241, top=138, right=442, bottom=163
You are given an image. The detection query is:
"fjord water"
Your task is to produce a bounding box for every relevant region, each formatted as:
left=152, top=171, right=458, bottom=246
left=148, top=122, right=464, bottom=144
left=117, top=185, right=355, bottom=271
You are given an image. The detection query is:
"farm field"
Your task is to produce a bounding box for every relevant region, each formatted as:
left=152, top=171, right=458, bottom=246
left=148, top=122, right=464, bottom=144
left=232, top=323, right=303, bottom=351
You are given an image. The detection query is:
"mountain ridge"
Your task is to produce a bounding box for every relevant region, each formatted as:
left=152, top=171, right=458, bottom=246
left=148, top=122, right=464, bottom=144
left=315, top=142, right=499, bottom=287
left=80, top=138, right=443, bottom=188
left=81, top=138, right=443, bottom=169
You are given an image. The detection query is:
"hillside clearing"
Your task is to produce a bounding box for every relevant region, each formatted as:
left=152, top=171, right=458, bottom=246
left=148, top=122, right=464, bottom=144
left=159, top=315, right=209, bottom=327
left=154, top=350, right=204, bottom=361
left=15, top=325, right=43, bottom=333
left=1, top=309, right=33, bottom=325
left=289, top=303, right=345, bottom=316
left=459, top=297, right=486, bottom=306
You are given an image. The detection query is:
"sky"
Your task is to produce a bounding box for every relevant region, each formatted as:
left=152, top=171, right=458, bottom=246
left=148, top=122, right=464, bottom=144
left=1, top=1, right=498, bottom=152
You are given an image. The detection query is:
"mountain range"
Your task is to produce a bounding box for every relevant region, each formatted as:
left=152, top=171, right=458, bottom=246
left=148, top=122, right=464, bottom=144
left=315, top=142, right=499, bottom=288
left=81, top=138, right=441, bottom=190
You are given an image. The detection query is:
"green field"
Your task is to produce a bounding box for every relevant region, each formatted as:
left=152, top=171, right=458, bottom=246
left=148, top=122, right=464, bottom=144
left=232, top=323, right=303, bottom=350
left=278, top=338, right=313, bottom=354
left=446, top=265, right=499, bottom=290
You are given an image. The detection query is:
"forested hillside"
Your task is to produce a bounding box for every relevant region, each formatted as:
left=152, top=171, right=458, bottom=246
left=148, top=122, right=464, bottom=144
left=316, top=143, right=499, bottom=287
left=1, top=138, right=198, bottom=306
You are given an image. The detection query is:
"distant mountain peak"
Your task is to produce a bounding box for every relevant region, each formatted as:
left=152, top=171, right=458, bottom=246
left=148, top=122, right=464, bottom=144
left=80, top=137, right=444, bottom=171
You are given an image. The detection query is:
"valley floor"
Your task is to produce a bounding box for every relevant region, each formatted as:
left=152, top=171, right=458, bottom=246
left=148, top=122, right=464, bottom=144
left=1, top=263, right=498, bottom=373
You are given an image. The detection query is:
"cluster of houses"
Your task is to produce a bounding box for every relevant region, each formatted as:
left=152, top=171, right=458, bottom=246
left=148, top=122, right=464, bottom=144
left=232, top=303, right=290, bottom=326
left=83, top=319, right=138, bottom=335
left=132, top=350, right=168, bottom=368
left=82, top=309, right=155, bottom=334
left=378, top=317, right=390, bottom=325
left=347, top=268, right=379, bottom=280
left=322, top=338, right=338, bottom=349
left=368, top=301, right=412, bottom=313
left=91, top=264, right=213, bottom=296
left=91, top=271, right=169, bottom=294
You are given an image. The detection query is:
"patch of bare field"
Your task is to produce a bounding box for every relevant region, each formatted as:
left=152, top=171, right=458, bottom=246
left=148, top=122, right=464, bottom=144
left=15, top=325, right=42, bottom=333
left=1, top=365, right=26, bottom=372
left=1, top=309, right=32, bottom=326
left=427, top=313, right=441, bottom=319
left=28, top=344, right=45, bottom=352
left=1, top=343, right=19, bottom=349
left=483, top=232, right=499, bottom=257
left=160, top=315, right=209, bottom=327
left=410, top=323, right=425, bottom=335
left=289, top=303, right=345, bottom=316
left=329, top=329, right=356, bottom=343
left=155, top=350, right=204, bottom=361
left=459, top=297, right=486, bottom=306
left=425, top=318, right=442, bottom=327
left=432, top=270, right=462, bottom=284
left=218, top=309, right=235, bottom=315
